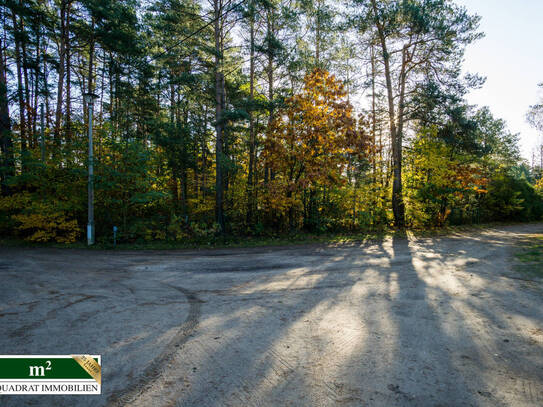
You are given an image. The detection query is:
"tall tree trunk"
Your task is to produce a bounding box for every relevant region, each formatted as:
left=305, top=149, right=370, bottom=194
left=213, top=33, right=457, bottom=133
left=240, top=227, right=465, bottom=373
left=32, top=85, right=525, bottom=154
left=179, top=92, right=188, bottom=217
left=11, top=10, right=27, bottom=154
left=20, top=0, right=32, bottom=148
left=370, top=44, right=377, bottom=184
left=394, top=46, right=408, bottom=224
left=246, top=11, right=256, bottom=225
left=42, top=37, right=51, bottom=129
left=265, top=9, right=275, bottom=184
left=170, top=75, right=179, bottom=210
left=214, top=0, right=225, bottom=232
left=98, top=50, right=105, bottom=127
left=65, top=1, right=72, bottom=142
left=54, top=0, right=68, bottom=147
left=201, top=104, right=208, bottom=202
left=371, top=0, right=405, bottom=228
left=0, top=41, right=14, bottom=195
left=315, top=0, right=321, bottom=65
left=114, top=60, right=120, bottom=132
left=108, top=53, right=114, bottom=121
left=169, top=77, right=175, bottom=124
left=32, top=22, right=41, bottom=138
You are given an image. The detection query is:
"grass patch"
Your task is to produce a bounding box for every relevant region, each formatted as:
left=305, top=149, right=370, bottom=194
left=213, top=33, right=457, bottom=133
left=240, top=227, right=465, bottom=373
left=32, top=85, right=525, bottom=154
left=514, top=234, right=543, bottom=278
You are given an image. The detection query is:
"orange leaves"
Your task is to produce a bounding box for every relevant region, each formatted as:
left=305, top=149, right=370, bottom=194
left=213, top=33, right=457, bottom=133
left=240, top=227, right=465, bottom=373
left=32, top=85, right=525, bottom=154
left=263, top=68, right=366, bottom=193
left=453, top=165, right=489, bottom=194
left=260, top=68, right=369, bottom=227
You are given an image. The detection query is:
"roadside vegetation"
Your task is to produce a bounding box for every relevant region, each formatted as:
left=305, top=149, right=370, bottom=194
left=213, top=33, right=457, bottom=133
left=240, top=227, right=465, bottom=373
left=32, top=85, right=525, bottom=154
left=0, top=222, right=532, bottom=251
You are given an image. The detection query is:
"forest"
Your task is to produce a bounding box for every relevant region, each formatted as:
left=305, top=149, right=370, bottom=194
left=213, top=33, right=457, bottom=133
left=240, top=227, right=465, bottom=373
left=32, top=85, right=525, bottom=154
left=0, top=0, right=542, bottom=244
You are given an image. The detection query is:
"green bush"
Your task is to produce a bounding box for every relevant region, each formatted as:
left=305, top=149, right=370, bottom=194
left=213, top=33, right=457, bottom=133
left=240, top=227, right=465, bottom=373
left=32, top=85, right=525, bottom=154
left=481, top=174, right=543, bottom=222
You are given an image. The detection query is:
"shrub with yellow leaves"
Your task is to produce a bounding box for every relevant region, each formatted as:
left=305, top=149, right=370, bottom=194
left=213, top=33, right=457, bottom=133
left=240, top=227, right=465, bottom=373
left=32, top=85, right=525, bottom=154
left=0, top=193, right=80, bottom=243
left=405, top=127, right=489, bottom=228
left=535, top=178, right=543, bottom=195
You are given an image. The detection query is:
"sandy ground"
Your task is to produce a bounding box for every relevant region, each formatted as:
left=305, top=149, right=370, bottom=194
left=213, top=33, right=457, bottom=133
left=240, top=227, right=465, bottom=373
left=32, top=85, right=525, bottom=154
left=0, top=223, right=542, bottom=407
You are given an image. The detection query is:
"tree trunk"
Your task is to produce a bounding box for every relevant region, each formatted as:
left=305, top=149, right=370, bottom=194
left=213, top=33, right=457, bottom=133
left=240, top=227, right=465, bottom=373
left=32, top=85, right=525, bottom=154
left=54, top=0, right=68, bottom=147
left=98, top=50, right=105, bottom=127
left=370, top=44, right=377, bottom=184
left=315, top=0, right=321, bottom=65
left=108, top=53, right=114, bottom=121
left=43, top=37, right=51, bottom=129
left=0, top=42, right=14, bottom=195
left=265, top=9, right=275, bottom=184
left=201, top=104, right=208, bottom=202
left=11, top=10, right=26, bottom=154
left=20, top=5, right=32, bottom=148
left=214, top=0, right=225, bottom=232
left=371, top=0, right=405, bottom=228
left=180, top=94, right=189, bottom=217
left=32, top=17, right=42, bottom=139
left=246, top=12, right=256, bottom=226
left=65, top=1, right=72, bottom=142
left=394, top=46, right=408, bottom=225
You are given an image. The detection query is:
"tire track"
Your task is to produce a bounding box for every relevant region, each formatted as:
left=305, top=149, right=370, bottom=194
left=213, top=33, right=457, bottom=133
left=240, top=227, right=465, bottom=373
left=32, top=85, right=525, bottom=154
left=107, top=282, right=202, bottom=407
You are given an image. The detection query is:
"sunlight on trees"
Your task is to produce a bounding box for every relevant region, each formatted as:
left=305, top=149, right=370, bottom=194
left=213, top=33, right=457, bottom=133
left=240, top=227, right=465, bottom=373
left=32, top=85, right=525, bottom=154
left=0, top=0, right=542, bottom=244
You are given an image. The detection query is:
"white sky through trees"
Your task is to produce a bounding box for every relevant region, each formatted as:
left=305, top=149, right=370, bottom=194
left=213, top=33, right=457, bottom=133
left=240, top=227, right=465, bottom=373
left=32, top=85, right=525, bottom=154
left=457, top=0, right=543, bottom=161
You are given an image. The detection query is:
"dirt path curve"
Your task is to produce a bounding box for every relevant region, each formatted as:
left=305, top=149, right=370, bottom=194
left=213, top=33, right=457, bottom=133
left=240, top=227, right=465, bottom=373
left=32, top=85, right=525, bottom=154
left=1, top=223, right=542, bottom=406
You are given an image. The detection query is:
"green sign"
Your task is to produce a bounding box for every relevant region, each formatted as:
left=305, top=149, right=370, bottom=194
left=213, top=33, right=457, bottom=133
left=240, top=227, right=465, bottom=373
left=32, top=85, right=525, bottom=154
left=0, top=357, right=97, bottom=379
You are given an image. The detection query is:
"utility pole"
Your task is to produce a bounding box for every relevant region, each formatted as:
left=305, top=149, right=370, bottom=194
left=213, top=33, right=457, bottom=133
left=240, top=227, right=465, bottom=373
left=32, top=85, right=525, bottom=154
left=84, top=92, right=98, bottom=245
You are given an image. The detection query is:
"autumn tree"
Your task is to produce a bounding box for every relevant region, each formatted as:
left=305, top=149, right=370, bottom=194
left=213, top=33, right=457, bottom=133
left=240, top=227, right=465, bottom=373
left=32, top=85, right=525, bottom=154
left=264, top=68, right=366, bottom=230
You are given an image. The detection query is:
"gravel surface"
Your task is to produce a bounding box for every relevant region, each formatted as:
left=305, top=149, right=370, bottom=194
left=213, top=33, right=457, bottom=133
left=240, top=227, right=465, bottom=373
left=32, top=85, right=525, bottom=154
left=1, top=223, right=542, bottom=406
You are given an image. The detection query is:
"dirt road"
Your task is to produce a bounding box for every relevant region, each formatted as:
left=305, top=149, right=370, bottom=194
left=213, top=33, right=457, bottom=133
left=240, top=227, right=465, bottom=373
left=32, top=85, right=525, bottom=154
left=1, top=224, right=542, bottom=406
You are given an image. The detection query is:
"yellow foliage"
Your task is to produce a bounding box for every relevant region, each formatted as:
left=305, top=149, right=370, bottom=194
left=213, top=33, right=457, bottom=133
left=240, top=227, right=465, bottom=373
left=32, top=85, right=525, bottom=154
left=9, top=200, right=80, bottom=243
left=167, top=215, right=190, bottom=241
left=405, top=128, right=489, bottom=227
left=535, top=178, right=543, bottom=194
left=0, top=192, right=32, bottom=211
left=262, top=68, right=368, bottom=227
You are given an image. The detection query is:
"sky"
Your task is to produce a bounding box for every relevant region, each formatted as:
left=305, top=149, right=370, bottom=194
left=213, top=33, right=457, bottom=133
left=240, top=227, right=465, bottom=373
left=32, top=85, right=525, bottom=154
left=456, top=0, right=543, bottom=161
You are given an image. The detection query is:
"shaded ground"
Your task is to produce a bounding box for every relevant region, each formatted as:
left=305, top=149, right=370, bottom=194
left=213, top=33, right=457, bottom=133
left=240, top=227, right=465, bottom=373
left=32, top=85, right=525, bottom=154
left=1, top=223, right=542, bottom=406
